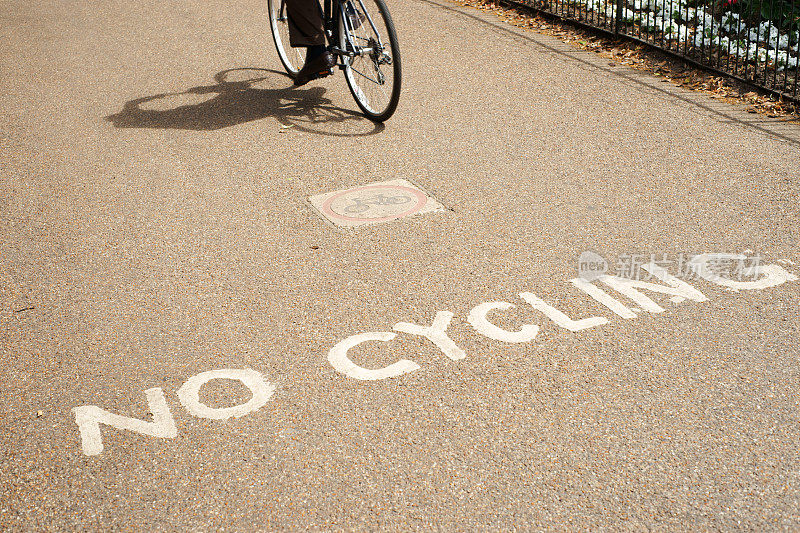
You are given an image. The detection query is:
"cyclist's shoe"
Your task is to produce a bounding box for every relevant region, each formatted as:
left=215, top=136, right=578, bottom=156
left=294, top=52, right=336, bottom=87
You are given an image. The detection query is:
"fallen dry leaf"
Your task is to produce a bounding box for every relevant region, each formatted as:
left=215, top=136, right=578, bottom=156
left=455, top=0, right=799, bottom=120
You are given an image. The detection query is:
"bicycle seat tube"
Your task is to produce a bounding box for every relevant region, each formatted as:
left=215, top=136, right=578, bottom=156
left=323, top=0, right=334, bottom=41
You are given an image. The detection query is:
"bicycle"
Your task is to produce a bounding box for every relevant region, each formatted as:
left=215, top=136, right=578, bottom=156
left=342, top=193, right=411, bottom=213
left=268, top=0, right=402, bottom=122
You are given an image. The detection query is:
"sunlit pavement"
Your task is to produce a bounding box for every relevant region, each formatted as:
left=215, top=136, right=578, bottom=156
left=2, top=0, right=800, bottom=528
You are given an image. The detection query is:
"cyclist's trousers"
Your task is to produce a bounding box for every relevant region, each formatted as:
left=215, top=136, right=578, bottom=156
left=287, top=0, right=325, bottom=47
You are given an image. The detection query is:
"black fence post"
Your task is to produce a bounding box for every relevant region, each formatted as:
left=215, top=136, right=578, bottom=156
left=614, top=0, right=624, bottom=35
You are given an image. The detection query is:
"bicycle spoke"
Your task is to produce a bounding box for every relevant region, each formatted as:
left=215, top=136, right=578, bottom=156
left=349, top=63, right=384, bottom=85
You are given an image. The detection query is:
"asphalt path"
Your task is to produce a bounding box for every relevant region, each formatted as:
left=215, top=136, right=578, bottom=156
left=2, top=0, right=800, bottom=529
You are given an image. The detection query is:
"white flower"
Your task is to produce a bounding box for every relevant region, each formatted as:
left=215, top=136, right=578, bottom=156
left=721, top=14, right=740, bottom=33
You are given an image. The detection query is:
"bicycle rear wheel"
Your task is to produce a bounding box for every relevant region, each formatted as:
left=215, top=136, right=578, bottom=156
left=268, top=0, right=304, bottom=77
left=338, top=0, right=401, bottom=121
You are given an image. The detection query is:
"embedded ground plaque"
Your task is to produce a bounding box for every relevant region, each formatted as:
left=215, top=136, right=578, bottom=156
left=308, top=179, right=445, bottom=228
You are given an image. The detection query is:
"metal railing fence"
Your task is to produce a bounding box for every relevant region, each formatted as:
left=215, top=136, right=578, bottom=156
left=514, top=0, right=800, bottom=101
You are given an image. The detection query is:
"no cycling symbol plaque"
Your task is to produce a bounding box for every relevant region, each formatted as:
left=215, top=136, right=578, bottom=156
left=309, top=179, right=445, bottom=228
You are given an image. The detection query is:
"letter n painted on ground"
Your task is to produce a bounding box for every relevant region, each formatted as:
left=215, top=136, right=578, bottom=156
left=72, top=388, right=178, bottom=457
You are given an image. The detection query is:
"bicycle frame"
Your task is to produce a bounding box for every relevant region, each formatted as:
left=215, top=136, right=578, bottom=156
left=325, top=0, right=385, bottom=63
left=276, top=0, right=386, bottom=64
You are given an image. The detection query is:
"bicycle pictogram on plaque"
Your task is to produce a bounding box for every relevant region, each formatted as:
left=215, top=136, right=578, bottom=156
left=309, top=179, right=445, bottom=228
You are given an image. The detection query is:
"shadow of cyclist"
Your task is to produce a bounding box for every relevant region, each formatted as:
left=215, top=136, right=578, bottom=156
left=105, top=68, right=384, bottom=136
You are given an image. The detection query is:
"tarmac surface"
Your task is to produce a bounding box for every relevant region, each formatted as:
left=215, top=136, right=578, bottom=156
left=2, top=0, right=800, bottom=529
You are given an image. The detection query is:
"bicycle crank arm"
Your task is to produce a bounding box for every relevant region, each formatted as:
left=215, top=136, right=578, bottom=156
left=330, top=46, right=375, bottom=57
left=329, top=46, right=354, bottom=57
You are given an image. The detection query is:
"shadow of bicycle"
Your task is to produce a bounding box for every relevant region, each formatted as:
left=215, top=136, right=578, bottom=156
left=105, top=68, right=384, bottom=137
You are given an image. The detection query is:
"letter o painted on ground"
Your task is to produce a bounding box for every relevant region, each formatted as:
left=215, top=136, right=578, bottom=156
left=177, top=368, right=276, bottom=420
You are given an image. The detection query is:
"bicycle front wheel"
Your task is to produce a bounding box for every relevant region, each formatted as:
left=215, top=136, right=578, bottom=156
left=269, top=0, right=304, bottom=77
left=338, top=0, right=402, bottom=121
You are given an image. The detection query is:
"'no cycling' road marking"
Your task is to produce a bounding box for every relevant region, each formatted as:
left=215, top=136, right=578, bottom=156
left=70, top=252, right=798, bottom=456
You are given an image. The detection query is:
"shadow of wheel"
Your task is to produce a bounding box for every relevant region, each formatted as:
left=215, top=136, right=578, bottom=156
left=106, top=68, right=385, bottom=137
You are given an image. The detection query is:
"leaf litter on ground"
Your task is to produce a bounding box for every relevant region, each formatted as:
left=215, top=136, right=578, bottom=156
left=454, top=0, right=800, bottom=123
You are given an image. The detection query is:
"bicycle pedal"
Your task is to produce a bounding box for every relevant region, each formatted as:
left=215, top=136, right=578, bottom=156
left=311, top=68, right=334, bottom=80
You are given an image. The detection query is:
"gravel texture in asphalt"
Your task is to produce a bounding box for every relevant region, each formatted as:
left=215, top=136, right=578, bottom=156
left=1, top=0, right=800, bottom=529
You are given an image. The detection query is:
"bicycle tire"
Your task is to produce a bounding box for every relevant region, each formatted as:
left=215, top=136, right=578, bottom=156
left=343, top=203, right=371, bottom=214
left=338, top=0, right=402, bottom=121
left=268, top=0, right=304, bottom=77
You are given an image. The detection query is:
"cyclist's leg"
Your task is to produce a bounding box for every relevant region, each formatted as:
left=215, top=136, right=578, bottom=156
left=285, top=0, right=325, bottom=48
left=286, top=0, right=336, bottom=85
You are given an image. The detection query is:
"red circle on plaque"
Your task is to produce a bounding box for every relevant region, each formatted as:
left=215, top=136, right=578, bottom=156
left=321, top=184, right=429, bottom=223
